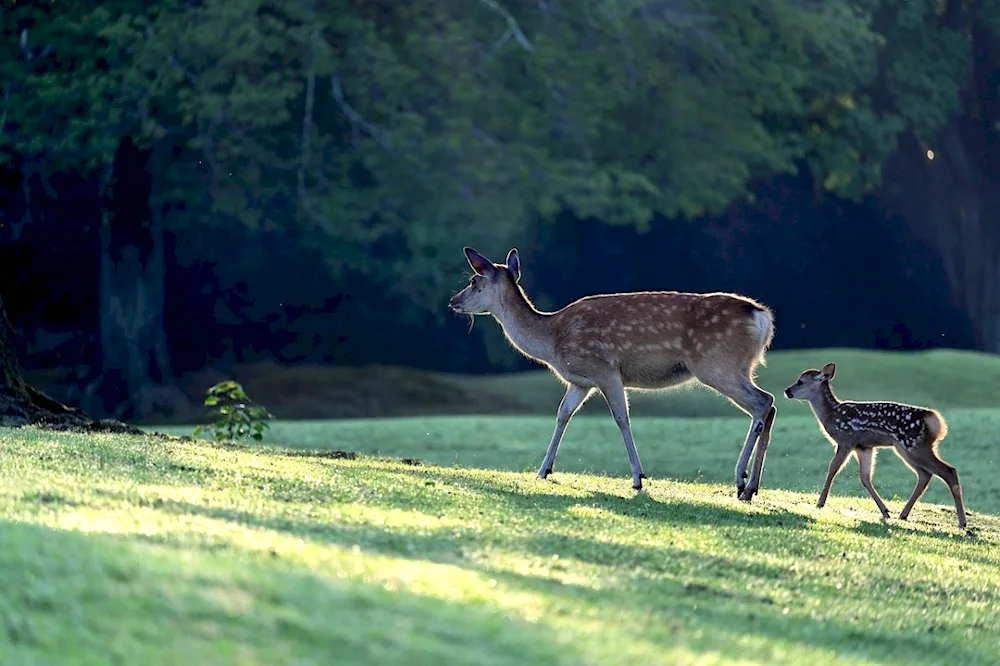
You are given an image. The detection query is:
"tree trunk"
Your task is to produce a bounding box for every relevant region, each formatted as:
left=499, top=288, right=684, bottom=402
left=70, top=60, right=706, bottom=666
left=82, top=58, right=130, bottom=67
left=0, top=293, right=144, bottom=433
left=880, top=24, right=1000, bottom=353
left=84, top=138, right=172, bottom=420
left=880, top=126, right=1000, bottom=353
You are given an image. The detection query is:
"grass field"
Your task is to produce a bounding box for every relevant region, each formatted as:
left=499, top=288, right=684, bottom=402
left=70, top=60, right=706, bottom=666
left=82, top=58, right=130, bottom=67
left=3, top=349, right=1000, bottom=664
left=145, top=347, right=1000, bottom=422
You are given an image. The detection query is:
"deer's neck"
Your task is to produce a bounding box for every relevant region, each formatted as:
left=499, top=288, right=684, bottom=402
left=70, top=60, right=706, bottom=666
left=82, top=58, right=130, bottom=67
left=807, top=383, right=843, bottom=426
left=491, top=285, right=555, bottom=362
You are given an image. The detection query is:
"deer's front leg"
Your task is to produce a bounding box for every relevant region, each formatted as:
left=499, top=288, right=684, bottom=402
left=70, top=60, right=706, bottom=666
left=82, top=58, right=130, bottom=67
left=537, top=384, right=594, bottom=480
left=817, top=443, right=852, bottom=509
left=600, top=377, right=646, bottom=490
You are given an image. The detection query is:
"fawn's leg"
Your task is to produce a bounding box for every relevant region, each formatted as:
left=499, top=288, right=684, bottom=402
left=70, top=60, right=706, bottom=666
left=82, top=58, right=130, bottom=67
left=856, top=448, right=890, bottom=520
left=537, top=383, right=594, bottom=480
left=898, top=467, right=932, bottom=522
left=817, top=443, right=853, bottom=509
left=910, top=448, right=967, bottom=529
left=599, top=376, right=646, bottom=490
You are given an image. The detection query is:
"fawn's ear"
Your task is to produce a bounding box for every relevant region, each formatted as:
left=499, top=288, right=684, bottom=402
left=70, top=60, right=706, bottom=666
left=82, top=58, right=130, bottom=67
left=464, top=247, right=494, bottom=276
left=820, top=363, right=837, bottom=380
left=505, top=248, right=520, bottom=282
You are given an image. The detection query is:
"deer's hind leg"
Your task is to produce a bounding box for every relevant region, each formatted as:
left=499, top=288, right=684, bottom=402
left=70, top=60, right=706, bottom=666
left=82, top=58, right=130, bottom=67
left=903, top=445, right=967, bottom=529
left=899, top=467, right=932, bottom=523
left=692, top=366, right=775, bottom=501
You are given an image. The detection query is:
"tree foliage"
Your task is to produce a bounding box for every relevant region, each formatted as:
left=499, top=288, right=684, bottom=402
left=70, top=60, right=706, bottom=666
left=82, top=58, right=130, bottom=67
left=2, top=0, right=999, bottom=323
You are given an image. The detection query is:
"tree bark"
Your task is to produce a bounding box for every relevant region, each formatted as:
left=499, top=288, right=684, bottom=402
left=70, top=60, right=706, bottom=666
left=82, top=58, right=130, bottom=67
left=0, top=293, right=143, bottom=433
left=84, top=138, right=172, bottom=420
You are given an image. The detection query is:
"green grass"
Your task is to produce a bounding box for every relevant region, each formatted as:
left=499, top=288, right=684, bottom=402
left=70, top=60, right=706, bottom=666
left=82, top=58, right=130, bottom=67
left=4, top=390, right=1000, bottom=663
left=145, top=348, right=1000, bottom=423
left=461, top=347, right=1000, bottom=418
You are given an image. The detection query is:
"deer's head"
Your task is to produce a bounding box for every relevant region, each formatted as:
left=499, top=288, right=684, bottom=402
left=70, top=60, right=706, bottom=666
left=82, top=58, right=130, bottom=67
left=448, top=247, right=520, bottom=316
left=784, top=363, right=836, bottom=400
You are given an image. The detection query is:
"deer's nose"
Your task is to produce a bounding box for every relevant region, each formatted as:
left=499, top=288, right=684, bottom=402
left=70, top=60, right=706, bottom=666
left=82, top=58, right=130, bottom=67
left=783, top=388, right=793, bottom=398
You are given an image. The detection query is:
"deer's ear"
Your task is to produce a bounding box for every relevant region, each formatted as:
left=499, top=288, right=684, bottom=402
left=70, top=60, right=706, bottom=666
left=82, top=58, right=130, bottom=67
left=464, top=247, right=494, bottom=276
left=820, top=362, right=837, bottom=380
left=505, top=248, right=520, bottom=282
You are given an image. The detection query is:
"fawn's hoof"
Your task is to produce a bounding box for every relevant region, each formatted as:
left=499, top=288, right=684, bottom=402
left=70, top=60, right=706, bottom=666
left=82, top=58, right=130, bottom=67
left=738, top=486, right=757, bottom=502
left=537, top=468, right=552, bottom=481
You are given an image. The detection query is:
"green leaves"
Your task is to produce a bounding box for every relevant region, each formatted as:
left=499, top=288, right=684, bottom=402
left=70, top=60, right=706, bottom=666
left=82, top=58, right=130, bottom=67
left=193, top=380, right=275, bottom=442
left=1, top=0, right=989, bottom=319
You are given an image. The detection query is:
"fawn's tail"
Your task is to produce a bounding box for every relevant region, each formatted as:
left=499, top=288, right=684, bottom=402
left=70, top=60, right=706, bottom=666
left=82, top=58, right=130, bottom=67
left=924, top=409, right=948, bottom=443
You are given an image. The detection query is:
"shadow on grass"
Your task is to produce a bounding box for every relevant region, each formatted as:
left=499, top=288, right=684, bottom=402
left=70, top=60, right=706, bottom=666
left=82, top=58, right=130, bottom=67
left=479, top=561, right=993, bottom=665
left=68, top=435, right=1000, bottom=666
left=89, top=493, right=997, bottom=666
left=352, top=460, right=987, bottom=545
left=0, top=519, right=585, bottom=666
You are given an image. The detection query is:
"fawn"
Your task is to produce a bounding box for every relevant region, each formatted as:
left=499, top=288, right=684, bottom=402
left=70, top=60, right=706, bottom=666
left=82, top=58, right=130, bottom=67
left=784, top=363, right=967, bottom=528
left=448, top=246, right=777, bottom=500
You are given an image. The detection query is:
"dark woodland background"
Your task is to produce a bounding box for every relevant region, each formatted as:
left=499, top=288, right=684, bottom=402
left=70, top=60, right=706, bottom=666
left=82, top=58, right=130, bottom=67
left=0, top=1, right=997, bottom=424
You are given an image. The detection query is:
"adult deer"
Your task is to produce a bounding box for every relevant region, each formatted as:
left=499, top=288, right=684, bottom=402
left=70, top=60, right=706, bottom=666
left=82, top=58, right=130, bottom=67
left=448, top=247, right=777, bottom=500
left=784, top=362, right=967, bottom=528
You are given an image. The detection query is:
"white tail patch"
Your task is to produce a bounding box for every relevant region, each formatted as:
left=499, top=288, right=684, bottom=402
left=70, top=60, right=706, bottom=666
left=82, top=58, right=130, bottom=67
left=750, top=308, right=775, bottom=367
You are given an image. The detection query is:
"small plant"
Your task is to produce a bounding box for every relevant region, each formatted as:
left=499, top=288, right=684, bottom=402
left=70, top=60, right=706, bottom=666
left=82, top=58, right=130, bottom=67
left=192, top=380, right=275, bottom=442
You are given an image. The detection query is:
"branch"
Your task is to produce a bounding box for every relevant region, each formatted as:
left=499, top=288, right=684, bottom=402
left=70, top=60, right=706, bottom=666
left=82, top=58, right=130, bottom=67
left=0, top=87, right=10, bottom=137
left=299, top=15, right=321, bottom=220
left=19, top=28, right=54, bottom=62
left=478, top=0, right=535, bottom=51
left=331, top=74, right=395, bottom=153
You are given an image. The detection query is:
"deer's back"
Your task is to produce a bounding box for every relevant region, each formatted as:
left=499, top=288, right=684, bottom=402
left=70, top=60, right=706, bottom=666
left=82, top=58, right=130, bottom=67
left=549, top=290, right=769, bottom=388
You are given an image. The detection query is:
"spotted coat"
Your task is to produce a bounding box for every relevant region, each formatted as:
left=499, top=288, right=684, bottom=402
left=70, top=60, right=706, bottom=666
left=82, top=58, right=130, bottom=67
left=805, top=381, right=941, bottom=451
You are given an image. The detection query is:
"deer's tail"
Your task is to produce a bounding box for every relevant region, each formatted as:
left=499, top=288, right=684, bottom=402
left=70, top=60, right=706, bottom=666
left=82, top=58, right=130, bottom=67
left=924, top=409, right=948, bottom=443
left=747, top=302, right=775, bottom=367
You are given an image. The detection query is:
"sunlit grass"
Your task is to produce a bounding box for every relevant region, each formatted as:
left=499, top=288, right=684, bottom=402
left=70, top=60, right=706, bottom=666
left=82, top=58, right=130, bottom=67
left=3, top=412, right=1000, bottom=664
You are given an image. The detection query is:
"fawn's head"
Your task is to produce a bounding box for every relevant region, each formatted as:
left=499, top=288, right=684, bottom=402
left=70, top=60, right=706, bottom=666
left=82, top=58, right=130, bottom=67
left=448, top=247, right=521, bottom=317
left=784, top=363, right=836, bottom=400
